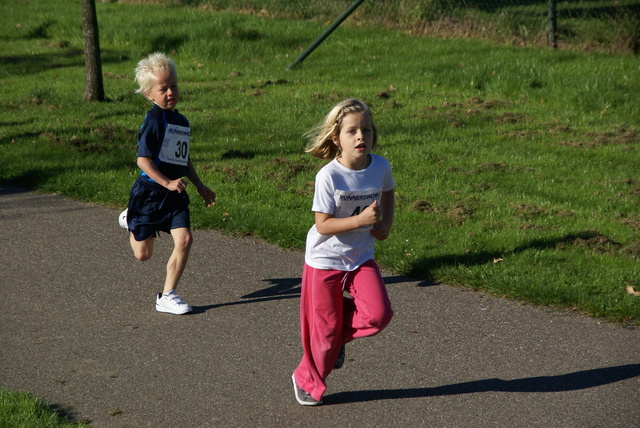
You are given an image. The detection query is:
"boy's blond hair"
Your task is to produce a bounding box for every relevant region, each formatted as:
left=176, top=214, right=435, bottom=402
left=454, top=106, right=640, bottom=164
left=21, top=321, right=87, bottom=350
left=305, top=99, right=378, bottom=160
left=134, top=52, right=177, bottom=95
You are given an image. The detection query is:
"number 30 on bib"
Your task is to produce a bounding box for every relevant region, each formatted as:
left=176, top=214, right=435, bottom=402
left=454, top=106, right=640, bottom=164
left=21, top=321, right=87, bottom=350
left=159, top=124, right=190, bottom=166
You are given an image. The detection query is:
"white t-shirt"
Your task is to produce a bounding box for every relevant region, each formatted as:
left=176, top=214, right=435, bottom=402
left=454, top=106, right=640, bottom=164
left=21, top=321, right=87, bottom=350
left=305, top=154, right=395, bottom=271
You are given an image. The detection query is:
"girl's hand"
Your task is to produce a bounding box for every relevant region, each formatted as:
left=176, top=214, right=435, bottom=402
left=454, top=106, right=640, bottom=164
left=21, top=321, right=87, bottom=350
left=197, top=186, right=217, bottom=207
left=371, top=221, right=391, bottom=241
left=371, top=190, right=394, bottom=241
left=359, top=200, right=381, bottom=227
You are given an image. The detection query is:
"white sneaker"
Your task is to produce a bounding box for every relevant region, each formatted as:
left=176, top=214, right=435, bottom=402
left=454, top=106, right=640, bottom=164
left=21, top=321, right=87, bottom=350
left=118, top=209, right=128, bottom=229
left=155, top=290, right=193, bottom=315
left=291, top=374, right=322, bottom=406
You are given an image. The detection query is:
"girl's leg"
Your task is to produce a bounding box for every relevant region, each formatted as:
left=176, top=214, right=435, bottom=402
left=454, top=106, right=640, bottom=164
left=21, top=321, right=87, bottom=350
left=294, top=264, right=344, bottom=402
left=342, top=259, right=393, bottom=344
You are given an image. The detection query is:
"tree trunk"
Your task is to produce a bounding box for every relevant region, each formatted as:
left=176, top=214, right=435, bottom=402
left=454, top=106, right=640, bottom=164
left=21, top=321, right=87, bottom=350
left=82, top=0, right=104, bottom=102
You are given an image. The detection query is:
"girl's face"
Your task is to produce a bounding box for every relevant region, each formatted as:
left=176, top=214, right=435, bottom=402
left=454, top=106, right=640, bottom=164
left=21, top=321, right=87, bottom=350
left=333, top=111, right=374, bottom=170
left=145, top=70, right=179, bottom=110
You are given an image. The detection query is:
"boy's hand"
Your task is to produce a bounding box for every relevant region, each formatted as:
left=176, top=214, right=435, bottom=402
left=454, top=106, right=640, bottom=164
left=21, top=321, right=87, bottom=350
left=167, top=178, right=188, bottom=193
left=197, top=186, right=216, bottom=207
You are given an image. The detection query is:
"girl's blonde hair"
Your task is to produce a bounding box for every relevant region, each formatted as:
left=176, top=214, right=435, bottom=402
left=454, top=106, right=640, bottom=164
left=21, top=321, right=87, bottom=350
left=134, top=52, right=177, bottom=95
left=305, top=98, right=377, bottom=160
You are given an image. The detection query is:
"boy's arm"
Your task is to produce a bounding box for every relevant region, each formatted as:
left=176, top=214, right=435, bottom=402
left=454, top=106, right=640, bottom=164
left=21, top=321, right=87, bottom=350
left=137, top=156, right=187, bottom=193
left=371, top=189, right=394, bottom=241
left=186, top=159, right=216, bottom=207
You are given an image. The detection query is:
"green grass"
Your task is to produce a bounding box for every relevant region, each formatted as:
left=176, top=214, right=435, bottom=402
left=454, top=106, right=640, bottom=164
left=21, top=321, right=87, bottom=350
left=2, top=0, right=639, bottom=325
left=1, top=0, right=638, bottom=424
left=194, top=0, right=640, bottom=54
left=0, top=388, right=90, bottom=427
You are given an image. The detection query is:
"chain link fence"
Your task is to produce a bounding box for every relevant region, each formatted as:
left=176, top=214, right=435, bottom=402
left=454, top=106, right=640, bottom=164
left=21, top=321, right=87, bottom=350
left=391, top=0, right=640, bottom=52
left=177, top=1, right=640, bottom=53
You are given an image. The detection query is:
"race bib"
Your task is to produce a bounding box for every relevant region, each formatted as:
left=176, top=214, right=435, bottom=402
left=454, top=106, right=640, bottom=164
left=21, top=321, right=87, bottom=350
left=158, top=124, right=190, bottom=166
left=334, top=188, right=382, bottom=230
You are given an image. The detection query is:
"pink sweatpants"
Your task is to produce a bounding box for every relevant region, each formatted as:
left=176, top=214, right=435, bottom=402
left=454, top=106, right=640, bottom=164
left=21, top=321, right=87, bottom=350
left=293, top=260, right=393, bottom=401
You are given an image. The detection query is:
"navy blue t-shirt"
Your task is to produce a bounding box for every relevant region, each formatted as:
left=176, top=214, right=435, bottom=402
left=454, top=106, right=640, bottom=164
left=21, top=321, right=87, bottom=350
left=137, top=104, right=190, bottom=182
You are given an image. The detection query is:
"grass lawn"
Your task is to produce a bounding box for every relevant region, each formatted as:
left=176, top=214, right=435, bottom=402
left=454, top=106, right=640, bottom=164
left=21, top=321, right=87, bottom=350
left=2, top=0, right=639, bottom=324
left=1, top=1, right=638, bottom=424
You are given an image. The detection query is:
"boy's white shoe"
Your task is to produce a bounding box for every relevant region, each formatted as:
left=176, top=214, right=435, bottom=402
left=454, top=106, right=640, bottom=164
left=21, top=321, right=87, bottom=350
left=156, top=290, right=193, bottom=315
left=118, top=209, right=128, bottom=229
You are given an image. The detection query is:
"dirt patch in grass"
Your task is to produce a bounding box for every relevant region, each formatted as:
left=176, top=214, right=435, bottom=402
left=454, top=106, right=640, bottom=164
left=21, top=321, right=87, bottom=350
left=91, top=124, right=122, bottom=145
left=410, top=199, right=474, bottom=226
left=262, top=156, right=318, bottom=192
left=512, top=203, right=548, bottom=220
left=219, top=164, right=247, bottom=182
left=618, top=214, right=640, bottom=230
left=622, top=240, right=640, bottom=258
left=572, top=235, right=622, bottom=254
left=586, top=127, right=638, bottom=144
left=556, top=230, right=623, bottom=254
left=500, top=130, right=533, bottom=139
left=546, top=124, right=573, bottom=133
left=518, top=222, right=544, bottom=230
left=266, top=156, right=316, bottom=180
left=472, top=161, right=508, bottom=174
left=410, top=200, right=436, bottom=213
left=494, top=112, right=529, bottom=124
left=428, top=97, right=532, bottom=129
left=557, top=126, right=639, bottom=149
left=446, top=204, right=473, bottom=224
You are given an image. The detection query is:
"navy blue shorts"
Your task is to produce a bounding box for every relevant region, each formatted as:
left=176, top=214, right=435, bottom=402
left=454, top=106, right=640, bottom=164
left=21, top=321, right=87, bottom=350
left=127, top=177, right=190, bottom=242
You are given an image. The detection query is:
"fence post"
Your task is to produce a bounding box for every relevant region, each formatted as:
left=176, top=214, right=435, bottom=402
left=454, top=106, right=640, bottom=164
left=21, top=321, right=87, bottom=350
left=286, top=0, right=366, bottom=70
left=548, top=0, right=557, bottom=48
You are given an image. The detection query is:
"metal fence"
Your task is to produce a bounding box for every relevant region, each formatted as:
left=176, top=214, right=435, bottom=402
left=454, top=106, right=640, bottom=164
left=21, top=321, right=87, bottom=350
left=202, top=0, right=639, bottom=53
left=351, top=0, right=640, bottom=52
left=422, top=0, right=639, bottom=49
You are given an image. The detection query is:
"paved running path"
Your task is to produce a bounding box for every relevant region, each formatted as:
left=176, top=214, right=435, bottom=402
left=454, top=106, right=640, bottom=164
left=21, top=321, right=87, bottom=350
left=1, top=187, right=638, bottom=427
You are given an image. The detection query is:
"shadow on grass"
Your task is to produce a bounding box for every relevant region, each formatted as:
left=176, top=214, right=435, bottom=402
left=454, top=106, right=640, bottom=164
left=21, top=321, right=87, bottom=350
left=0, top=169, right=66, bottom=192
left=407, top=231, right=605, bottom=282
left=0, top=49, right=129, bottom=78
left=324, top=364, right=640, bottom=405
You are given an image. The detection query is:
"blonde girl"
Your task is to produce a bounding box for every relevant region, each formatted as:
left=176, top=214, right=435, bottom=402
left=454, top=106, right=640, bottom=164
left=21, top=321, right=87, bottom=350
left=292, top=99, right=395, bottom=405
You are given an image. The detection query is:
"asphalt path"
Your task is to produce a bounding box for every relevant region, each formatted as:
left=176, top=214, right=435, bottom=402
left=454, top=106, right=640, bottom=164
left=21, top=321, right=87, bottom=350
left=1, top=186, right=638, bottom=427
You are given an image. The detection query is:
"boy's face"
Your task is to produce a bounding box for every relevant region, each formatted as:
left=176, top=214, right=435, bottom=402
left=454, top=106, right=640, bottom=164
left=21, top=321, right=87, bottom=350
left=145, top=70, right=179, bottom=110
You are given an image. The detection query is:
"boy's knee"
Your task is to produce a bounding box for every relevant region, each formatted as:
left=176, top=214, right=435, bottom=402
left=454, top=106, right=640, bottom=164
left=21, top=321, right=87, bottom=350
left=176, top=234, right=193, bottom=251
left=134, top=251, right=152, bottom=262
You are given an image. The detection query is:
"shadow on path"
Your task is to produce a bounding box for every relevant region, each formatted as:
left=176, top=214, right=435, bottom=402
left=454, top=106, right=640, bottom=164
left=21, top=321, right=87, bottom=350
left=191, top=275, right=431, bottom=314
left=325, top=364, right=640, bottom=405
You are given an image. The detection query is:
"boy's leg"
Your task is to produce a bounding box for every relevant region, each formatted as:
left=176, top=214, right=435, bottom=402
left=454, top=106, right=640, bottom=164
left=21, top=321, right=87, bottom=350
left=130, top=233, right=154, bottom=261
left=294, top=264, right=344, bottom=402
left=342, top=260, right=393, bottom=343
left=163, top=227, right=193, bottom=293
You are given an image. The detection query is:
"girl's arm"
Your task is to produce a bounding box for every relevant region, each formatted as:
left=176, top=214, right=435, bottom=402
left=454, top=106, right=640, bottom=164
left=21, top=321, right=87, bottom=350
left=315, top=199, right=381, bottom=236
left=371, top=189, right=394, bottom=241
